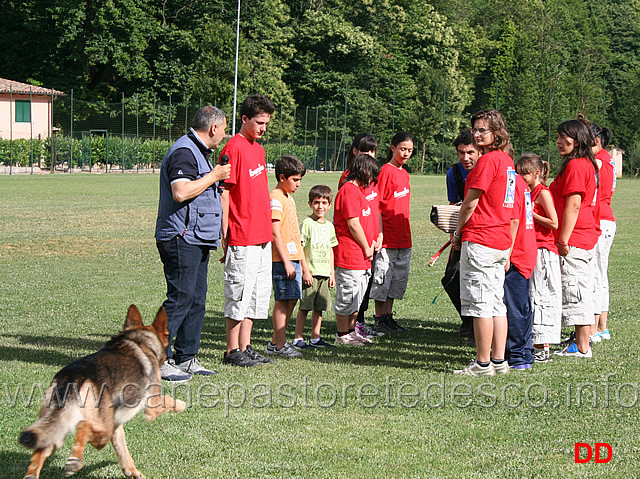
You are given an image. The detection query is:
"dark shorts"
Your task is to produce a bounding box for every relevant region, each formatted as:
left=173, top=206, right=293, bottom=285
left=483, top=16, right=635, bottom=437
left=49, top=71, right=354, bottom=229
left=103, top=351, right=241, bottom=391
left=272, top=261, right=302, bottom=301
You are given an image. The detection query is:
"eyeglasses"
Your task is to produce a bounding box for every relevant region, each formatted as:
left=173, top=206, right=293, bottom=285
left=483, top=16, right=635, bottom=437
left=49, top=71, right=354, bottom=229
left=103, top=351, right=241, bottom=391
left=471, top=128, right=491, bottom=136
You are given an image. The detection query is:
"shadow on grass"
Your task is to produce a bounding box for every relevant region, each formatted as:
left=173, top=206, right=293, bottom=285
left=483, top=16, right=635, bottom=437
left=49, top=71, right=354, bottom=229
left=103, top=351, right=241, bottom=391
left=1, top=449, right=115, bottom=479
left=198, top=313, right=474, bottom=371
left=1, top=334, right=111, bottom=367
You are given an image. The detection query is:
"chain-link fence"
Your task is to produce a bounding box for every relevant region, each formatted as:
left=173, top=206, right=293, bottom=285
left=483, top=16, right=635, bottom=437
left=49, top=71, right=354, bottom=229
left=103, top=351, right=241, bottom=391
left=1, top=89, right=636, bottom=176
left=0, top=90, right=457, bottom=175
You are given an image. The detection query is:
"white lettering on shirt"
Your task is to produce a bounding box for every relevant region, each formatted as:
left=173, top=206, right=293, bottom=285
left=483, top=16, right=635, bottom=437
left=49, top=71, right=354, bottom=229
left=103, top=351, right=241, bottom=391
left=249, top=164, right=265, bottom=179
left=394, top=187, right=410, bottom=199
left=362, top=206, right=372, bottom=217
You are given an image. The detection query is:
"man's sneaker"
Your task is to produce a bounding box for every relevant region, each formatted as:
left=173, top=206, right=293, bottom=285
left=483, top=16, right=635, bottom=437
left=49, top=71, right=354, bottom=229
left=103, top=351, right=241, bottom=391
left=292, top=339, right=312, bottom=349
left=356, top=321, right=385, bottom=337
left=453, top=359, right=495, bottom=376
left=265, top=342, right=303, bottom=358
left=174, top=357, right=217, bottom=376
left=559, top=331, right=576, bottom=348
left=334, top=332, right=365, bottom=346
left=554, top=342, right=592, bottom=358
left=510, top=363, right=532, bottom=371
left=309, top=338, right=336, bottom=348
left=244, top=345, right=274, bottom=364
left=223, top=349, right=261, bottom=367
left=590, top=332, right=602, bottom=343
left=599, top=329, right=611, bottom=340
left=533, top=348, right=552, bottom=363
left=160, top=359, right=192, bottom=381
left=492, top=360, right=510, bottom=374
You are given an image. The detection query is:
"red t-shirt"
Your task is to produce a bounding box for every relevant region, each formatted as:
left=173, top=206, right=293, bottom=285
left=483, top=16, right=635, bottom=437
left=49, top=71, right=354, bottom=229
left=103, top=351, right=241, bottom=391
left=549, top=157, right=598, bottom=250
left=377, top=162, right=411, bottom=248
left=461, top=150, right=515, bottom=250
left=530, top=183, right=558, bottom=254
left=362, top=183, right=380, bottom=238
left=333, top=181, right=374, bottom=270
left=509, top=176, right=537, bottom=279
left=338, top=170, right=349, bottom=190
left=596, top=149, right=615, bottom=222
left=220, top=135, right=272, bottom=246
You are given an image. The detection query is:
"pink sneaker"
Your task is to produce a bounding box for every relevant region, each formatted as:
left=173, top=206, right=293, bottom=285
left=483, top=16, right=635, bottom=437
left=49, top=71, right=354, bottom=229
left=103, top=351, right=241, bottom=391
left=334, top=332, right=365, bottom=346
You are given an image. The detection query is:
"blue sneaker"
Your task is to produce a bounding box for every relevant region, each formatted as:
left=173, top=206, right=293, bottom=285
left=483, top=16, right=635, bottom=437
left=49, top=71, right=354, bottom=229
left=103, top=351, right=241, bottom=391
left=599, top=329, right=611, bottom=340
left=292, top=339, right=311, bottom=349
left=510, top=363, right=533, bottom=370
left=309, top=338, right=336, bottom=348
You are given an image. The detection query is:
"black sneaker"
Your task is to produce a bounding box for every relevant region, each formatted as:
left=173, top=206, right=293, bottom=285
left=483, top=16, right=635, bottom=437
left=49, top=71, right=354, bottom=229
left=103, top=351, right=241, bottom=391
left=244, top=345, right=275, bottom=364
left=223, top=349, right=261, bottom=367
left=381, top=313, right=410, bottom=332
left=559, top=331, right=576, bottom=348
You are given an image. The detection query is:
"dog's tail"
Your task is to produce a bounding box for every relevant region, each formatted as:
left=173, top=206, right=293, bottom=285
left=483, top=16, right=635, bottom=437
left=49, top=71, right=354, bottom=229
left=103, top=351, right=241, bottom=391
left=19, top=381, right=85, bottom=450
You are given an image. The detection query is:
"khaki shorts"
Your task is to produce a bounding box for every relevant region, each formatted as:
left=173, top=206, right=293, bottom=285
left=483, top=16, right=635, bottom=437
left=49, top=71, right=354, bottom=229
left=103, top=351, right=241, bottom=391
left=594, top=220, right=616, bottom=313
left=224, top=244, right=272, bottom=321
left=460, top=241, right=509, bottom=318
left=560, top=246, right=595, bottom=327
left=334, top=267, right=370, bottom=316
left=370, top=247, right=412, bottom=301
left=299, top=276, right=332, bottom=312
left=530, top=248, right=562, bottom=344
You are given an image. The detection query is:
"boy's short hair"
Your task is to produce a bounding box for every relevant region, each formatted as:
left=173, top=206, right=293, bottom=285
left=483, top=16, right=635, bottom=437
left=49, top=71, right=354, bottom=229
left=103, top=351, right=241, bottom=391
left=240, top=94, right=275, bottom=119
left=308, top=184, right=333, bottom=203
left=275, top=155, right=306, bottom=180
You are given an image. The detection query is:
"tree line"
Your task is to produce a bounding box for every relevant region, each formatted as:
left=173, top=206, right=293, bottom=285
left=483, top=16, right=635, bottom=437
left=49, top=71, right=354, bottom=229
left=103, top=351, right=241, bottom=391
left=2, top=0, right=639, bottom=172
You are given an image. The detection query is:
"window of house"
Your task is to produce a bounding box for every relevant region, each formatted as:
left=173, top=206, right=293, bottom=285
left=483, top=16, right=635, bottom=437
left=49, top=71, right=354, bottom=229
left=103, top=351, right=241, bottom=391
left=15, top=100, right=31, bottom=123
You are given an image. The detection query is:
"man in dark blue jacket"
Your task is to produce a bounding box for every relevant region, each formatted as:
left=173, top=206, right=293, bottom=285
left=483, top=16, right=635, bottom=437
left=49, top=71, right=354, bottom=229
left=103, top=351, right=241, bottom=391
left=155, top=106, right=231, bottom=381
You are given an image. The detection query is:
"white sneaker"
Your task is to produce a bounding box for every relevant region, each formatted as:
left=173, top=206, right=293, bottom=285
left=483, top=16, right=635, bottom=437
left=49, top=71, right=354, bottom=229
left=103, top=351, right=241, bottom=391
left=554, top=342, right=592, bottom=358
left=599, top=329, right=611, bottom=340
left=453, top=359, right=495, bottom=376
left=334, top=332, right=365, bottom=346
left=590, top=332, right=602, bottom=343
left=492, top=360, right=510, bottom=374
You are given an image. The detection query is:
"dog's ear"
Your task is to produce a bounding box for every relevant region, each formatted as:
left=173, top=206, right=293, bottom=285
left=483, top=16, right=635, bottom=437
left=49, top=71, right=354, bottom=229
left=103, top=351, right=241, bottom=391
left=151, top=306, right=168, bottom=337
left=124, top=304, right=143, bottom=330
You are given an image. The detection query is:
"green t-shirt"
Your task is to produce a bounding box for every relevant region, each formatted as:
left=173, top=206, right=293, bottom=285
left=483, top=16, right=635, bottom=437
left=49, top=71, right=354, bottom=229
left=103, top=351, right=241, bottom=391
left=300, top=215, right=338, bottom=277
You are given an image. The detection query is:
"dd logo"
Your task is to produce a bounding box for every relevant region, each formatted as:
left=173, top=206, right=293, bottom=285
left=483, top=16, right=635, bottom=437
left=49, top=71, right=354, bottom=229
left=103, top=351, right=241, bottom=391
left=574, top=443, right=612, bottom=463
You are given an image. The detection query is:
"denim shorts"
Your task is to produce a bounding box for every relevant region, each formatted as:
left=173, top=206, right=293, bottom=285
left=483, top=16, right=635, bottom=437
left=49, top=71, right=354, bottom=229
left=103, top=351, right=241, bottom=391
left=272, top=261, right=302, bottom=301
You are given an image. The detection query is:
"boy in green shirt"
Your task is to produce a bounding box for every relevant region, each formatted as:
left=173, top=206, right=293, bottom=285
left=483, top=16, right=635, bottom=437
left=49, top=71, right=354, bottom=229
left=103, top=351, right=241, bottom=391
left=293, top=185, right=338, bottom=348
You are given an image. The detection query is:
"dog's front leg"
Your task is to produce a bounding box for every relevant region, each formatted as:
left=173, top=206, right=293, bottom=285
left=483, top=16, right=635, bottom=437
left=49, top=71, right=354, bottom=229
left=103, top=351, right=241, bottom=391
left=144, top=383, right=186, bottom=421
left=111, top=425, right=145, bottom=479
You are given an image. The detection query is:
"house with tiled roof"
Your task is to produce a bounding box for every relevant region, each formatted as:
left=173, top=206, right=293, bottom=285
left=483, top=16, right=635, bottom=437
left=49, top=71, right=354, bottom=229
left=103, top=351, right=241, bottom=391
left=0, top=78, right=65, bottom=140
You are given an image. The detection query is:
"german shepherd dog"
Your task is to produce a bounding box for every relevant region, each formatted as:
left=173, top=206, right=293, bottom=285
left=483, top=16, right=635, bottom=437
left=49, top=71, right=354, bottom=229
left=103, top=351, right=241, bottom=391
left=19, top=305, right=186, bottom=479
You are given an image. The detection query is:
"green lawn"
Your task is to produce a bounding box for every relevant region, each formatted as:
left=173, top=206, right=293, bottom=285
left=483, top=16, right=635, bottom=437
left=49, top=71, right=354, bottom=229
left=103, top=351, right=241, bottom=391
left=1, top=173, right=638, bottom=478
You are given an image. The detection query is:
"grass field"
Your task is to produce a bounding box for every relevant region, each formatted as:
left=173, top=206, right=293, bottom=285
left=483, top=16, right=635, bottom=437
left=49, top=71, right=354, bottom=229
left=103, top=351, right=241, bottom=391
left=0, top=173, right=639, bottom=478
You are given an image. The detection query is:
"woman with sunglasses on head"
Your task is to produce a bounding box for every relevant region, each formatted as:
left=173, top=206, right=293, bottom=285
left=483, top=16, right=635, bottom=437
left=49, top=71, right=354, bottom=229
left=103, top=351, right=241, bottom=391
left=452, top=109, right=516, bottom=376
left=551, top=119, right=599, bottom=358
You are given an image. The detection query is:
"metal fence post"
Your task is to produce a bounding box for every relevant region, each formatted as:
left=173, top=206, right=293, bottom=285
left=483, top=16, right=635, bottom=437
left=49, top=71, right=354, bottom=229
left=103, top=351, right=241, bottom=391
left=136, top=92, right=139, bottom=173
left=9, top=85, right=13, bottom=174
left=121, top=92, right=125, bottom=172
left=70, top=88, right=73, bottom=172
left=169, top=94, right=172, bottom=143
left=30, top=86, right=33, bottom=174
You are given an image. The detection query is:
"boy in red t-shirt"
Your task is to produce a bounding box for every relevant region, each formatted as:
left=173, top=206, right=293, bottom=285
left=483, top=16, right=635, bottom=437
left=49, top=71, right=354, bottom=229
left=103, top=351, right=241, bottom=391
left=220, top=94, right=275, bottom=367
left=370, top=131, right=414, bottom=333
